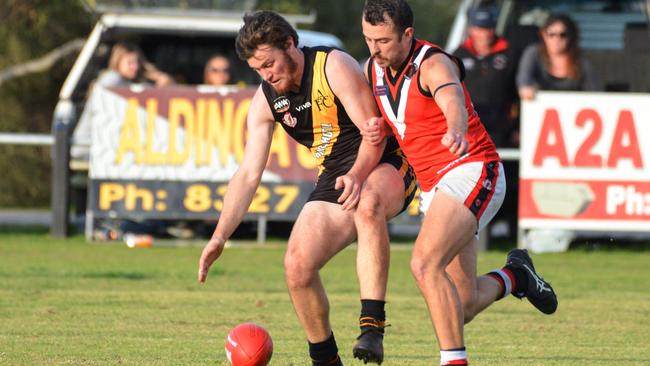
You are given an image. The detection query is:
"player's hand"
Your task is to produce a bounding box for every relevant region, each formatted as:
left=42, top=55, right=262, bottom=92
left=441, top=130, right=469, bottom=156
left=360, top=116, right=386, bottom=146
left=335, top=174, right=361, bottom=210
left=198, top=236, right=226, bottom=283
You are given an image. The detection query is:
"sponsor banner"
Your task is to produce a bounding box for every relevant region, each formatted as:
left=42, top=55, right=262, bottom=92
left=90, top=179, right=315, bottom=220
left=519, top=179, right=650, bottom=230
left=85, top=85, right=423, bottom=224
left=90, top=179, right=423, bottom=222
left=519, top=92, right=650, bottom=231
left=88, top=85, right=319, bottom=182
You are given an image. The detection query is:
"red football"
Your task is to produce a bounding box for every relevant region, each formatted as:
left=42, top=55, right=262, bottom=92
left=225, top=323, right=273, bottom=366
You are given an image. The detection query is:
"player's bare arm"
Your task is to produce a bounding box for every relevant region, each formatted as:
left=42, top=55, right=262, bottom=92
left=326, top=49, right=386, bottom=210
left=421, top=53, right=469, bottom=156
left=198, top=86, right=275, bottom=283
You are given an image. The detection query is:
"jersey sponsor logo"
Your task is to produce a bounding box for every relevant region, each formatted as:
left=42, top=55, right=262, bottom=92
left=282, top=112, right=297, bottom=127
left=295, top=101, right=312, bottom=112
left=405, top=62, right=418, bottom=79
left=314, top=123, right=333, bottom=158
left=314, top=89, right=333, bottom=111
left=374, top=85, right=389, bottom=96
left=273, top=96, right=290, bottom=113
left=492, top=54, right=507, bottom=70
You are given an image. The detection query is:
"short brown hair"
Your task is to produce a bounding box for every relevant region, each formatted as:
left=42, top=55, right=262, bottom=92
left=235, top=11, right=299, bottom=60
left=363, top=0, right=413, bottom=35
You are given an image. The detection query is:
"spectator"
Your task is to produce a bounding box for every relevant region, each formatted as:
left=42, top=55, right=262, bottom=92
left=203, top=54, right=232, bottom=85
left=96, top=42, right=174, bottom=87
left=453, top=6, right=518, bottom=147
left=517, top=13, right=600, bottom=100
left=73, top=42, right=173, bottom=159
left=71, top=42, right=173, bottom=237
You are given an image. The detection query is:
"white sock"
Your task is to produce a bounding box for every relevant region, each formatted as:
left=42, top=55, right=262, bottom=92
left=490, top=268, right=513, bottom=298
left=440, top=347, right=467, bottom=365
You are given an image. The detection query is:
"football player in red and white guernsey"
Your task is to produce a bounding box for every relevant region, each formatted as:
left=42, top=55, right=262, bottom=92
left=360, top=1, right=558, bottom=365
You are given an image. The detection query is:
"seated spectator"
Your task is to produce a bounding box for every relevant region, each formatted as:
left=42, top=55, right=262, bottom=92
left=95, top=42, right=174, bottom=87
left=517, top=13, right=601, bottom=100
left=73, top=42, right=173, bottom=159
left=453, top=6, right=518, bottom=147
left=203, top=54, right=232, bottom=86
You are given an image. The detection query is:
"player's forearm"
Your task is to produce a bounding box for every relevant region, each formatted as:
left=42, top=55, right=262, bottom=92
left=212, top=170, right=262, bottom=241
left=347, top=139, right=385, bottom=182
left=442, top=99, right=468, bottom=136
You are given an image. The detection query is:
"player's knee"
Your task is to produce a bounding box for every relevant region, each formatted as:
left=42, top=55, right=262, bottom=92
left=354, top=192, right=384, bottom=223
left=463, top=308, right=477, bottom=324
left=410, top=254, right=444, bottom=286
left=284, top=250, right=313, bottom=289
left=460, top=296, right=479, bottom=323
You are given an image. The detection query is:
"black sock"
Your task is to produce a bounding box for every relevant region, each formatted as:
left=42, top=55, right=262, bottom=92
left=360, top=299, right=386, bottom=334
left=505, top=264, right=529, bottom=294
left=309, top=332, right=341, bottom=366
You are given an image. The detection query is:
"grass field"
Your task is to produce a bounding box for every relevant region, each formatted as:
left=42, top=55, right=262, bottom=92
left=1, top=229, right=649, bottom=365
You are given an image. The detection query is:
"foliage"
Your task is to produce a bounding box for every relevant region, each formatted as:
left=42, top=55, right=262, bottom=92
left=0, top=0, right=92, bottom=206
left=257, top=0, right=460, bottom=59
left=1, top=235, right=650, bottom=364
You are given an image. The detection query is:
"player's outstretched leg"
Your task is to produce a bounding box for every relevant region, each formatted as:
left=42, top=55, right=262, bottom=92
left=491, top=249, right=558, bottom=314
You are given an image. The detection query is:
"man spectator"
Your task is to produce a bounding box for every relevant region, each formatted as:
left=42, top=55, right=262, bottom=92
left=453, top=7, right=518, bottom=147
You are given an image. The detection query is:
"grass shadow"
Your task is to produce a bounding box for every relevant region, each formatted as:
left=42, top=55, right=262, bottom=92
left=80, top=271, right=151, bottom=280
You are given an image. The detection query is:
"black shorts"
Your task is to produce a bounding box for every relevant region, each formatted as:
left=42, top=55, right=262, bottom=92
left=307, top=148, right=417, bottom=214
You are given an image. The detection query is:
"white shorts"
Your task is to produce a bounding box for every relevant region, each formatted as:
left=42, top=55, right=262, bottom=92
left=419, top=161, right=506, bottom=233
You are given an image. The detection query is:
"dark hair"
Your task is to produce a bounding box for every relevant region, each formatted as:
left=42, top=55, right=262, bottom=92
left=235, top=11, right=299, bottom=60
left=363, top=0, right=413, bottom=34
left=540, top=13, right=582, bottom=79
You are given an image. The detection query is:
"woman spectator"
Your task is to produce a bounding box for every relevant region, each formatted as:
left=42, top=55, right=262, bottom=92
left=517, top=13, right=600, bottom=100
left=96, top=42, right=173, bottom=87
left=203, top=54, right=232, bottom=86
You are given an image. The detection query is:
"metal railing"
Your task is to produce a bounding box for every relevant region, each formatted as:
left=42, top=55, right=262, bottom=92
left=0, top=133, right=54, bottom=146
left=2, top=130, right=522, bottom=240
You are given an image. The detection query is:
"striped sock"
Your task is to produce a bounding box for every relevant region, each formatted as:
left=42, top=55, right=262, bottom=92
left=359, top=299, right=386, bottom=335
left=440, top=347, right=468, bottom=365
left=487, top=268, right=516, bottom=299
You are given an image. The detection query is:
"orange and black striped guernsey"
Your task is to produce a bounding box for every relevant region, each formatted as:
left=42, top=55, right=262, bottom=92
left=262, top=46, right=362, bottom=177
left=262, top=46, right=416, bottom=207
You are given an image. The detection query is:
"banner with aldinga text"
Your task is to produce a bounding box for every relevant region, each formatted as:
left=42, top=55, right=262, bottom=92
left=519, top=92, right=650, bottom=232
left=87, top=85, right=320, bottom=220
left=86, top=85, right=422, bottom=221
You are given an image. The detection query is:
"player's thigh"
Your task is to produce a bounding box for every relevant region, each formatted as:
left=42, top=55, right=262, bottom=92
left=414, top=190, right=477, bottom=270
left=360, top=163, right=408, bottom=219
left=287, top=200, right=356, bottom=270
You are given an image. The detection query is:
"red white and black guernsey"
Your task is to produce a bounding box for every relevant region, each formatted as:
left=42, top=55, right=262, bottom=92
left=367, top=39, right=500, bottom=192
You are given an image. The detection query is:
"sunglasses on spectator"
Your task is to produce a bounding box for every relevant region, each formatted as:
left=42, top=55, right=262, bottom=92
left=546, top=31, right=568, bottom=39
left=209, top=67, right=230, bottom=73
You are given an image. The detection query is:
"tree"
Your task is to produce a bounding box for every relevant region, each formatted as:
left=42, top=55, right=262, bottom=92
left=0, top=0, right=91, bottom=207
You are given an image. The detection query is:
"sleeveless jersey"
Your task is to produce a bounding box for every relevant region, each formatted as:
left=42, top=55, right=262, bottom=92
left=262, top=46, right=361, bottom=177
left=368, top=39, right=499, bottom=192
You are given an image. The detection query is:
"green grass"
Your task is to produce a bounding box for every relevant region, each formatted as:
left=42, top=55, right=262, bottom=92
left=1, top=232, right=649, bottom=365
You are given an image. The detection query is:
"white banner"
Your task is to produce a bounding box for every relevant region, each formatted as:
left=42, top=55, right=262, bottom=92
left=519, top=91, right=650, bottom=232
left=86, top=85, right=319, bottom=182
